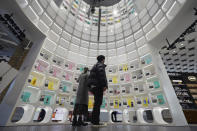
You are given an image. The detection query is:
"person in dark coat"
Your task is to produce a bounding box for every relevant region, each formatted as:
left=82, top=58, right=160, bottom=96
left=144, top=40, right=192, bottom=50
left=89, top=55, right=108, bottom=126
left=72, top=67, right=89, bottom=126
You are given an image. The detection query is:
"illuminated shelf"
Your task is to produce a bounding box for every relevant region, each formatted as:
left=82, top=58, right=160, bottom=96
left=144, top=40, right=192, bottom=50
left=27, top=71, right=45, bottom=88
left=20, top=86, right=41, bottom=103
left=44, top=76, right=60, bottom=91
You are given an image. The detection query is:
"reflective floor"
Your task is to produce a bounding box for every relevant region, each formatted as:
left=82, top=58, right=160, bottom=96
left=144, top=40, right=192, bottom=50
left=0, top=125, right=197, bottom=131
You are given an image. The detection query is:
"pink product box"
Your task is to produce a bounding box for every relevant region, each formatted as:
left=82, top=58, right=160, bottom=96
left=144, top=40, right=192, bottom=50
left=49, top=66, right=62, bottom=77
left=62, top=71, right=73, bottom=81
left=35, top=60, right=49, bottom=72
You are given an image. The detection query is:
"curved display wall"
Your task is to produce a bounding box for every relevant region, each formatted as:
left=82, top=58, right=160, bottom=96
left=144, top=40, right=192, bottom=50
left=8, top=0, right=187, bottom=126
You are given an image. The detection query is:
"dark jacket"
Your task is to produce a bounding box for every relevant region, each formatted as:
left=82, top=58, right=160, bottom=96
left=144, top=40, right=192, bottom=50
left=75, top=72, right=89, bottom=105
left=89, top=62, right=108, bottom=89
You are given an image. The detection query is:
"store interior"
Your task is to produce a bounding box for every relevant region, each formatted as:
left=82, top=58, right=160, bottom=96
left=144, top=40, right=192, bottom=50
left=0, top=0, right=197, bottom=130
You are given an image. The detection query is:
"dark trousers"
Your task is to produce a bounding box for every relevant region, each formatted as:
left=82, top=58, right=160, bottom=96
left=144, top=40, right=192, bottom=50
left=91, top=86, right=103, bottom=124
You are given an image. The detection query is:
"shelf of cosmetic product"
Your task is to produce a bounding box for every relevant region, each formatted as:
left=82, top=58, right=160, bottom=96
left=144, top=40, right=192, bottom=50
left=140, top=54, right=153, bottom=67
left=26, top=71, right=46, bottom=88
left=19, top=86, right=41, bottom=104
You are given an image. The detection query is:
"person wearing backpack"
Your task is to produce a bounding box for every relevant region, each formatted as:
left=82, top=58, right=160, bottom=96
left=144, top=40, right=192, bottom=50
left=88, top=55, right=108, bottom=126
left=72, top=67, right=89, bottom=126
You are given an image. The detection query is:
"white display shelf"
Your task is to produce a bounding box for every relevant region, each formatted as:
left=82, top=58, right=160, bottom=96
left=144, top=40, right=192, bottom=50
left=44, top=76, right=60, bottom=91
left=33, top=59, right=50, bottom=73
left=33, top=106, right=53, bottom=123
left=153, top=107, right=173, bottom=124
left=51, top=107, right=69, bottom=123
left=131, top=69, right=144, bottom=82
left=128, top=59, right=141, bottom=72
left=64, top=60, right=76, bottom=71
left=20, top=86, right=41, bottom=103
left=62, top=70, right=74, bottom=82
left=128, top=110, right=138, bottom=124
left=108, top=74, right=119, bottom=84
left=52, top=55, right=64, bottom=67
left=149, top=91, right=167, bottom=106
left=75, top=64, right=86, bottom=73
left=48, top=65, right=62, bottom=78
left=135, top=94, right=150, bottom=108
left=143, top=64, right=156, bottom=79
left=56, top=94, right=70, bottom=107
left=146, top=76, right=161, bottom=90
left=39, top=48, right=53, bottom=62
left=11, top=104, right=35, bottom=124
left=59, top=80, right=73, bottom=94
left=120, top=83, right=132, bottom=95
left=140, top=54, right=153, bottom=67
left=119, top=73, right=131, bottom=83
left=107, top=65, right=118, bottom=74
left=39, top=90, right=56, bottom=106
left=109, top=97, right=122, bottom=109
left=119, top=63, right=129, bottom=72
left=109, top=109, right=123, bottom=123
left=122, top=96, right=135, bottom=109
left=137, top=108, right=154, bottom=124
left=27, top=71, right=45, bottom=88
left=123, top=109, right=131, bottom=123
left=108, top=85, right=121, bottom=96
left=133, top=82, right=147, bottom=94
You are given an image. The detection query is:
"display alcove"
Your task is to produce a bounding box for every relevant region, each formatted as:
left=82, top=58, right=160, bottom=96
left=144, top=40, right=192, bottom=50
left=146, top=76, right=161, bottom=90
left=52, top=55, right=64, bottom=67
left=51, top=107, right=69, bottom=123
left=143, top=64, right=156, bottom=79
left=44, top=76, right=60, bottom=91
left=149, top=91, right=166, bottom=106
left=108, top=85, right=121, bottom=96
left=107, top=66, right=118, bottom=74
left=129, top=110, right=138, bottom=124
left=33, top=59, right=50, bottom=73
left=110, top=109, right=123, bottom=123
left=11, top=105, right=35, bottom=124
left=122, top=96, right=135, bottom=109
left=129, top=59, right=141, bottom=71
left=39, top=48, right=53, bottom=62
left=20, top=86, right=41, bottom=103
left=109, top=96, right=122, bottom=109
left=153, top=107, right=173, bottom=124
left=33, top=106, right=53, bottom=123
left=56, top=94, right=70, bottom=107
left=59, top=81, right=73, bottom=94
left=39, top=90, right=56, bottom=106
left=121, top=83, right=132, bottom=95
left=27, top=71, right=45, bottom=88
left=131, top=69, right=144, bottom=82
left=48, top=65, right=62, bottom=78
left=137, top=108, right=154, bottom=124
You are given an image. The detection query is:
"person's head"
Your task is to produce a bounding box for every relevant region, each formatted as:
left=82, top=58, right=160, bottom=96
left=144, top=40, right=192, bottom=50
left=83, top=67, right=89, bottom=74
left=97, top=55, right=105, bottom=64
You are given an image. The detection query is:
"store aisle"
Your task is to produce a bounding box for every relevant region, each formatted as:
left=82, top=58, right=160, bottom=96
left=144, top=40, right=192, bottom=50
left=0, top=125, right=197, bottom=131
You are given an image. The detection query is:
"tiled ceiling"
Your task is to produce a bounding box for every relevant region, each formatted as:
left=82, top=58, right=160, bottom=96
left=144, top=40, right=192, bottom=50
left=160, top=21, right=197, bottom=73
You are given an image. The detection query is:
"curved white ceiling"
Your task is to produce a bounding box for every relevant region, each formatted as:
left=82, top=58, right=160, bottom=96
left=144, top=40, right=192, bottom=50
left=16, top=0, right=186, bottom=65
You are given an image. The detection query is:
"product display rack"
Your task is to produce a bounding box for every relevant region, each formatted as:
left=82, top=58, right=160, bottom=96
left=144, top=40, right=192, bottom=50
left=9, top=45, right=173, bottom=125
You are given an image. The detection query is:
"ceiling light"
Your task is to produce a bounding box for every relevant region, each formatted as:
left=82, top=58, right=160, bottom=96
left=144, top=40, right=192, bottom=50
left=83, top=7, right=86, bottom=12
left=134, top=12, right=138, bottom=16
left=113, top=10, right=118, bottom=16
